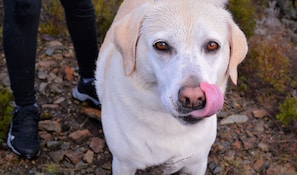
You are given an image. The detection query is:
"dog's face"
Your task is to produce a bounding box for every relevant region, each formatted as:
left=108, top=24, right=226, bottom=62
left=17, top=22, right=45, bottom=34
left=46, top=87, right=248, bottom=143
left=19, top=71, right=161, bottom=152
left=112, top=0, right=247, bottom=124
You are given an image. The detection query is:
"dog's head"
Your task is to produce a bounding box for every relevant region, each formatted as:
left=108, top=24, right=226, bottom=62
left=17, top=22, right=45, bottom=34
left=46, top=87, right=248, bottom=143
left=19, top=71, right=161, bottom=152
left=111, top=0, right=248, bottom=123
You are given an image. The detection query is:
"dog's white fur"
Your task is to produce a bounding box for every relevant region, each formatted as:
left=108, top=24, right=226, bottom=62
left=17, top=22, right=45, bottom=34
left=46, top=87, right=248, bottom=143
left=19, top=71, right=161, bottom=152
left=95, top=0, right=248, bottom=174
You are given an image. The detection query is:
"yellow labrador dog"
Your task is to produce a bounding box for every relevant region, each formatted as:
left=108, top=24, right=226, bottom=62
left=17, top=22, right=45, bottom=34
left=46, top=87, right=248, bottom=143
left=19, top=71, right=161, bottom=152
left=95, top=0, right=247, bottom=174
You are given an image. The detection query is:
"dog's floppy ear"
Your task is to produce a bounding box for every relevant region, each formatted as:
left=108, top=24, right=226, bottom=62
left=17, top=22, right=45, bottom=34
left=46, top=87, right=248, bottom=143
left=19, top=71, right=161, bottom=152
left=111, top=4, right=150, bottom=76
left=228, top=18, right=248, bottom=85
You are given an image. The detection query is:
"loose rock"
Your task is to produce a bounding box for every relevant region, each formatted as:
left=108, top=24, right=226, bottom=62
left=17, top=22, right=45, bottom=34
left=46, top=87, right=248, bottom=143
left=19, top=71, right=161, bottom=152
left=69, top=129, right=91, bottom=143
left=65, top=151, right=84, bottom=165
left=220, top=114, right=249, bottom=125
left=90, top=137, right=105, bottom=153
left=83, top=150, right=94, bottom=164
left=49, top=150, right=65, bottom=163
left=39, top=120, right=61, bottom=133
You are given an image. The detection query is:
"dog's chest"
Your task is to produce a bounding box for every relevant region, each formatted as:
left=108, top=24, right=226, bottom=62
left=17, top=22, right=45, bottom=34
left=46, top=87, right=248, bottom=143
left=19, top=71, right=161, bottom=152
left=143, top=156, right=192, bottom=174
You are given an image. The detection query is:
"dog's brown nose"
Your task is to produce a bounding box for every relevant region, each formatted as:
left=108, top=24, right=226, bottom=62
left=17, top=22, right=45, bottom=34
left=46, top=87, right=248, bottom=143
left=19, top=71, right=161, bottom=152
left=178, top=86, right=206, bottom=109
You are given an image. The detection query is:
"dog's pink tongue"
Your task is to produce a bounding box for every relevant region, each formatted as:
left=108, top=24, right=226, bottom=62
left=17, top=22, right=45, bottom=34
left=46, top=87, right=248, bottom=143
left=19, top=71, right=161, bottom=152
left=190, top=82, right=224, bottom=118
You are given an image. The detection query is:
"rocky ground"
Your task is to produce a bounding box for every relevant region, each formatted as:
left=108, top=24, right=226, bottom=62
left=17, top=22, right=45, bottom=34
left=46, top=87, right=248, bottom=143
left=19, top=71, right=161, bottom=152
left=0, top=37, right=296, bottom=175
left=0, top=1, right=297, bottom=175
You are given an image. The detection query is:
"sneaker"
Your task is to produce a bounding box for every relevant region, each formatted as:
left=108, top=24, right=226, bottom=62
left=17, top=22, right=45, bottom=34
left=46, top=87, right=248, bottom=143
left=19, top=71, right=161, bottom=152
left=72, top=78, right=100, bottom=107
left=7, top=105, right=40, bottom=159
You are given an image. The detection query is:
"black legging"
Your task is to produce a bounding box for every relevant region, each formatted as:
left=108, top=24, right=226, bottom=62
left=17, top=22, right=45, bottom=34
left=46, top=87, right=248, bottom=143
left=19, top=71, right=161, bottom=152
left=3, top=0, right=99, bottom=106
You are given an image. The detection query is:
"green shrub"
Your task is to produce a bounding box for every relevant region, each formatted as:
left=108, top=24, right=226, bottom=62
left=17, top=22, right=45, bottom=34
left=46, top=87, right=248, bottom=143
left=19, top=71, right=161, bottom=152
left=231, top=0, right=297, bottom=128
left=240, top=35, right=292, bottom=105
left=228, top=0, right=256, bottom=37
left=40, top=0, right=122, bottom=41
left=40, top=0, right=66, bottom=36
left=239, top=26, right=297, bottom=126
left=93, top=0, right=122, bottom=42
left=0, top=88, right=13, bottom=142
left=277, top=96, right=297, bottom=126
left=42, top=163, right=60, bottom=175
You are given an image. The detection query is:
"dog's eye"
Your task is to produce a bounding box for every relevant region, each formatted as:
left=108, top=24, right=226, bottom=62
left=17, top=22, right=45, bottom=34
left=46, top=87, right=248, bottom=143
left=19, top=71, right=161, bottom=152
left=206, top=41, right=219, bottom=52
left=154, top=41, right=170, bottom=51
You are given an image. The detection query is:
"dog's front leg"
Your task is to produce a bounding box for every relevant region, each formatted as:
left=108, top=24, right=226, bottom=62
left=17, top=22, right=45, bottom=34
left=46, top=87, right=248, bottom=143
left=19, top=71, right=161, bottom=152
left=112, top=157, right=137, bottom=175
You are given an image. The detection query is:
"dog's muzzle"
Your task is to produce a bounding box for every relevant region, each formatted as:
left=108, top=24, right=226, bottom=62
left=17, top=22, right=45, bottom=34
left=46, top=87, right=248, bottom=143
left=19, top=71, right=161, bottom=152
left=176, top=82, right=224, bottom=123
left=178, top=85, right=207, bottom=112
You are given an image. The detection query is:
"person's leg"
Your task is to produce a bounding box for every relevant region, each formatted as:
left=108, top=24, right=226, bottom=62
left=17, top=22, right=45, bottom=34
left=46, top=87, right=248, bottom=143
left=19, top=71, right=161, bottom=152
left=60, top=0, right=98, bottom=78
left=3, top=0, right=41, bottom=106
left=3, top=0, right=41, bottom=159
left=60, top=0, right=100, bottom=106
